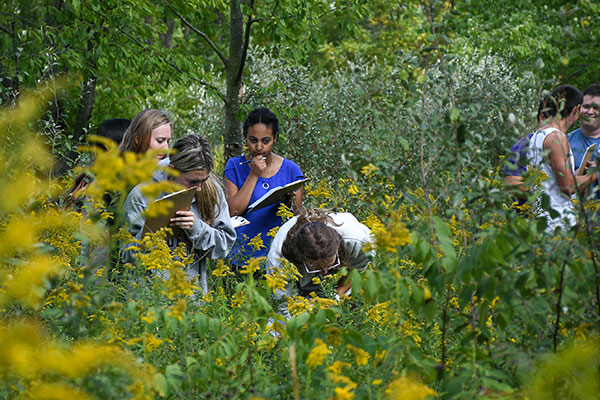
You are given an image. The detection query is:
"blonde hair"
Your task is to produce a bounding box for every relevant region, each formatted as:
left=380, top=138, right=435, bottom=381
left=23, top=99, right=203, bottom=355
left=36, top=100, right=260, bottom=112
left=170, top=134, right=220, bottom=225
left=119, top=109, right=170, bottom=154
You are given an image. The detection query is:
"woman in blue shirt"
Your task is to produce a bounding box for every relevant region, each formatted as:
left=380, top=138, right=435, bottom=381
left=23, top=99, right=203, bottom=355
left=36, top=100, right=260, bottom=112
left=224, top=107, right=305, bottom=267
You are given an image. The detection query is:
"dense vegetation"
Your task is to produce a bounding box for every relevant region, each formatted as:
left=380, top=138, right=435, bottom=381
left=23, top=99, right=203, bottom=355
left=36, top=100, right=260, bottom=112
left=1, top=0, right=599, bottom=399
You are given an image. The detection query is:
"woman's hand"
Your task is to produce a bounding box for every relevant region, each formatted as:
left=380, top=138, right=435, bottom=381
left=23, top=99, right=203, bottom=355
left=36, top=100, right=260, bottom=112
left=170, top=210, right=196, bottom=230
left=249, top=155, right=267, bottom=177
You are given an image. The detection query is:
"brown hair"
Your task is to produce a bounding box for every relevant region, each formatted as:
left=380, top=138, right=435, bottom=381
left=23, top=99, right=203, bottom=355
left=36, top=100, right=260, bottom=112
left=281, top=208, right=347, bottom=271
left=170, top=134, right=220, bottom=225
left=119, top=109, right=170, bottom=154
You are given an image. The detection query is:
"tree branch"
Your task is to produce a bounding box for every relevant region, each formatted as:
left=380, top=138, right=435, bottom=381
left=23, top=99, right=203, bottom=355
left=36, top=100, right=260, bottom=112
left=235, top=5, right=258, bottom=84
left=167, top=61, right=225, bottom=102
left=168, top=6, right=228, bottom=67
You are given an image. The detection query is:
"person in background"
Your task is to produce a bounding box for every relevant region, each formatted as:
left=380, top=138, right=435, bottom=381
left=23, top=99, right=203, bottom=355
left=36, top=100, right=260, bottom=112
left=503, top=100, right=548, bottom=212
left=121, top=134, right=235, bottom=294
left=266, top=208, right=374, bottom=319
left=224, top=107, right=305, bottom=267
left=67, top=118, right=131, bottom=201
left=119, top=109, right=172, bottom=161
left=527, top=85, right=598, bottom=231
left=568, top=84, right=600, bottom=199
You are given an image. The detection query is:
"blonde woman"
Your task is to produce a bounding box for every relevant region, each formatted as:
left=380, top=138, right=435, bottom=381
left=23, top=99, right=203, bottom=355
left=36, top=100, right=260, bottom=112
left=119, top=109, right=172, bottom=161
left=121, top=134, right=236, bottom=294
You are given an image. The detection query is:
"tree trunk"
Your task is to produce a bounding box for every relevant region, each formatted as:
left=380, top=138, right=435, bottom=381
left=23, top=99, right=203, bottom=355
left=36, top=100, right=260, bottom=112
left=223, top=0, right=245, bottom=161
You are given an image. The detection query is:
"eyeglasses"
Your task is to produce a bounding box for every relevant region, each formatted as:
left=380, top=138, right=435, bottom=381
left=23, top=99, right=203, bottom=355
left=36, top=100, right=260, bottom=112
left=304, top=252, right=340, bottom=275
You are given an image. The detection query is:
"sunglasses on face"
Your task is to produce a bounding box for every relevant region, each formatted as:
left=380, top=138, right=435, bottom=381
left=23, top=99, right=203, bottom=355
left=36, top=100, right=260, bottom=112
left=304, top=252, right=340, bottom=275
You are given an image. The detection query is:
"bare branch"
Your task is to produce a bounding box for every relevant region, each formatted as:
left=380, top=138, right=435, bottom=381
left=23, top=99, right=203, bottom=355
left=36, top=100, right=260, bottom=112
left=169, top=6, right=228, bottom=67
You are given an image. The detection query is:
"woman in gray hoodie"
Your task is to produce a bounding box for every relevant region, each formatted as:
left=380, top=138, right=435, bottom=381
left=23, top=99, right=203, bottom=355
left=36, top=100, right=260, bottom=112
left=121, top=134, right=236, bottom=295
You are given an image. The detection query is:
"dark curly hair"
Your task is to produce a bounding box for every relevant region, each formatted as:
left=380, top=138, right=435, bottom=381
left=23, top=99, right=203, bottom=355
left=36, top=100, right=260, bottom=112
left=281, top=209, right=347, bottom=272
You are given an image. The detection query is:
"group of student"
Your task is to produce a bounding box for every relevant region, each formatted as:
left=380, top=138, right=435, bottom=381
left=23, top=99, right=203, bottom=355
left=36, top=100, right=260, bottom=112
left=75, top=107, right=374, bottom=317
left=504, top=84, right=600, bottom=231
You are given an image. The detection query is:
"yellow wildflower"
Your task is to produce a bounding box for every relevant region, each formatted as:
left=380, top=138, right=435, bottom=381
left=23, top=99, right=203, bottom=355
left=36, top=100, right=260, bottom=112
left=332, top=385, right=355, bottom=400
left=348, top=184, right=359, bottom=196
left=141, top=310, right=156, bottom=324
left=385, top=376, right=437, bottom=400
left=167, top=299, right=186, bottom=321
left=212, top=259, right=233, bottom=277
left=248, top=234, right=266, bottom=252
left=327, top=361, right=350, bottom=375
left=267, top=226, right=280, bottom=238
left=144, top=333, right=164, bottom=352
left=371, top=210, right=411, bottom=253
left=360, top=163, right=377, bottom=177
left=277, top=203, right=294, bottom=219
left=239, top=257, right=265, bottom=274
left=346, top=344, right=370, bottom=366
left=306, top=338, right=331, bottom=369
left=372, top=379, right=383, bottom=385
left=265, top=258, right=301, bottom=294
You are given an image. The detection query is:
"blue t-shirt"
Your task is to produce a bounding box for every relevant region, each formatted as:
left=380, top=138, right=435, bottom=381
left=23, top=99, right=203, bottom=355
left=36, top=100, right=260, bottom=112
left=568, top=128, right=600, bottom=198
left=224, top=156, right=304, bottom=265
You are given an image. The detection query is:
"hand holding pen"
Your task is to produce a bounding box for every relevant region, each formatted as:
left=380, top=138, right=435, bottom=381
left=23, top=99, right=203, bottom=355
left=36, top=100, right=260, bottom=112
left=239, top=156, right=267, bottom=165
left=240, top=155, right=268, bottom=176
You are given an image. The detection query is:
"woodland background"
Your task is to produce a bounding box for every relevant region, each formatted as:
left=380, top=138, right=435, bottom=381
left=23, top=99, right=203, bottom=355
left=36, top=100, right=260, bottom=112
left=1, top=0, right=600, bottom=399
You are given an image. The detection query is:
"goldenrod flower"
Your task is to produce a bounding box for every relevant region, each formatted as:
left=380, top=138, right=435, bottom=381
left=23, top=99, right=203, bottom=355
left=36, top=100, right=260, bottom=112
left=327, top=361, right=350, bottom=375
left=277, top=203, right=294, bottom=219
left=267, top=226, right=280, bottom=238
left=385, top=376, right=437, bottom=400
left=212, top=259, right=234, bottom=277
left=167, top=299, right=187, bottom=321
left=360, top=163, right=377, bottom=177
left=332, top=385, right=355, bottom=400
left=248, top=234, right=266, bottom=252
left=306, top=338, right=331, bottom=369
left=239, top=257, right=265, bottom=274
left=141, top=310, right=156, bottom=324
left=371, top=210, right=412, bottom=253
left=346, top=344, right=370, bottom=366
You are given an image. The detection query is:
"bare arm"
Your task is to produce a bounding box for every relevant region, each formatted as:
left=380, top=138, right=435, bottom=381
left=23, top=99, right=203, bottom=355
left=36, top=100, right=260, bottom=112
left=545, top=132, right=598, bottom=195
left=544, top=131, right=576, bottom=196
left=224, top=155, right=267, bottom=216
left=503, top=175, right=528, bottom=199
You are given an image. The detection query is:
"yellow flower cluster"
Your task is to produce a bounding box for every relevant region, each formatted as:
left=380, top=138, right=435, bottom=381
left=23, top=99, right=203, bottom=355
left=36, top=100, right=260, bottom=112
left=212, top=259, right=234, bottom=277
left=346, top=344, right=370, bottom=366
left=371, top=210, right=412, bottom=253
left=0, top=320, right=154, bottom=398
left=385, top=376, right=437, bottom=400
left=239, top=257, right=265, bottom=274
left=265, top=258, right=301, bottom=294
left=167, top=299, right=187, bottom=321
left=366, top=302, right=393, bottom=327
left=276, top=203, right=294, bottom=219
left=306, top=338, right=331, bottom=368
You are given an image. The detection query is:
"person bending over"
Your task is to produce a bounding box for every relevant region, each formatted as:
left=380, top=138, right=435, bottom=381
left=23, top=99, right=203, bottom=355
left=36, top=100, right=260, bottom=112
left=266, top=208, right=374, bottom=319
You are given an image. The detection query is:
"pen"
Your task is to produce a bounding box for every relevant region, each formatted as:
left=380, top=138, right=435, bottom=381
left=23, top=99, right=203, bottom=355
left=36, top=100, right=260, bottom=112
left=239, top=157, right=266, bottom=165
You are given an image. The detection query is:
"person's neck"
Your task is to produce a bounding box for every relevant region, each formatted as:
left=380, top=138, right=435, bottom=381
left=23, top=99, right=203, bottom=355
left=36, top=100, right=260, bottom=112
left=582, top=126, right=600, bottom=139
left=539, top=118, right=565, bottom=134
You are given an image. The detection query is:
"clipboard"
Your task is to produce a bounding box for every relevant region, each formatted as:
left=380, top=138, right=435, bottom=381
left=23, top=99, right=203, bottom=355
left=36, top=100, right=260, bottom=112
left=141, top=186, right=196, bottom=238
left=247, top=178, right=308, bottom=213
left=578, top=143, right=597, bottom=176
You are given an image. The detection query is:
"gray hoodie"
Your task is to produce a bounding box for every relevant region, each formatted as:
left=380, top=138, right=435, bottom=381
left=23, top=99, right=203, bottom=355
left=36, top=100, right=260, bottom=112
left=121, top=163, right=236, bottom=294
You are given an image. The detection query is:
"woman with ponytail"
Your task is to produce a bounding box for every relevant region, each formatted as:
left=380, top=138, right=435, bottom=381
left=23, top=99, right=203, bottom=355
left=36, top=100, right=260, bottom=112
left=266, top=209, right=374, bottom=319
